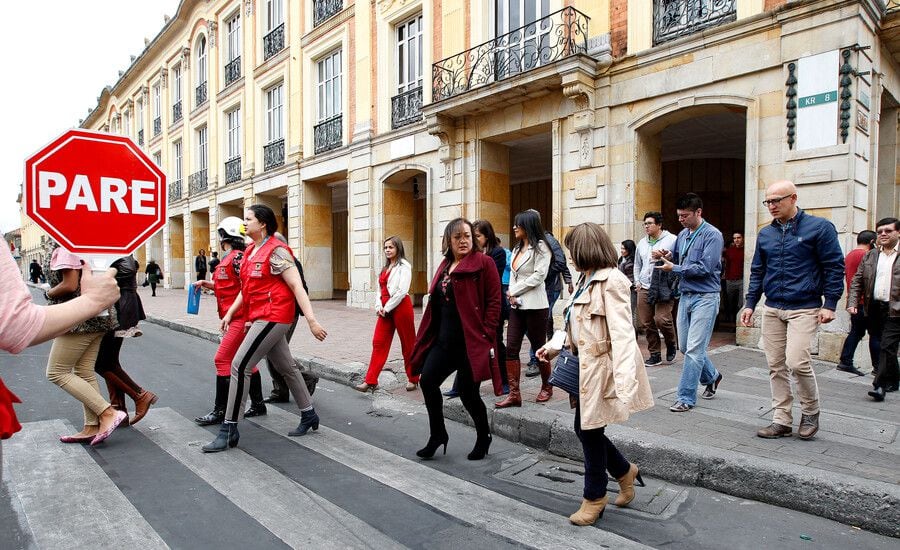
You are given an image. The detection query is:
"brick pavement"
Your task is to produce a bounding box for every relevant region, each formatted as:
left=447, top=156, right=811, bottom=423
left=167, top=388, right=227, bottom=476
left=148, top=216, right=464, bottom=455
left=140, top=286, right=899, bottom=487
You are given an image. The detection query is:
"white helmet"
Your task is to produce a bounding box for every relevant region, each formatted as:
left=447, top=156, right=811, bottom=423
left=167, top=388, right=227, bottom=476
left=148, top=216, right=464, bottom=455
left=217, top=216, right=245, bottom=240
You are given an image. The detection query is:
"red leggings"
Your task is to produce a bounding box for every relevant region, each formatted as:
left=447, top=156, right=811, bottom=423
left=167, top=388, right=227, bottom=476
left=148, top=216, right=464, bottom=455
left=215, top=319, right=259, bottom=377
left=364, top=297, right=418, bottom=385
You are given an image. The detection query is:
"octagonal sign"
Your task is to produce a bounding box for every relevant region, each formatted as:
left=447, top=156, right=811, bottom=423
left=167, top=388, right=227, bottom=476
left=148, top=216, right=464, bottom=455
left=25, top=129, right=167, bottom=256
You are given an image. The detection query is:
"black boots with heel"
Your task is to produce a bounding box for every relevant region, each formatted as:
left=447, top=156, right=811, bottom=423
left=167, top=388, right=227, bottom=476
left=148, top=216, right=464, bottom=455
left=202, top=422, right=239, bottom=452
left=288, top=408, right=320, bottom=436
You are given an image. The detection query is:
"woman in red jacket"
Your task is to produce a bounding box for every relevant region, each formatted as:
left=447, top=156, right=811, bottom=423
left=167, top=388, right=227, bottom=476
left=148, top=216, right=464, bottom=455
left=203, top=205, right=327, bottom=453
left=409, top=218, right=502, bottom=461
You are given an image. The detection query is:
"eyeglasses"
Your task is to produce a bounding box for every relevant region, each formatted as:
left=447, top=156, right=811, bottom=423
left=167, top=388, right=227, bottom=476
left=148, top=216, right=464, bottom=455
left=876, top=228, right=897, bottom=234
left=762, top=195, right=792, bottom=207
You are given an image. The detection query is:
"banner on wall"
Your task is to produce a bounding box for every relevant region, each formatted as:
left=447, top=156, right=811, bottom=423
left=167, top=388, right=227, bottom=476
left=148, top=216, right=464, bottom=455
left=796, top=50, right=840, bottom=151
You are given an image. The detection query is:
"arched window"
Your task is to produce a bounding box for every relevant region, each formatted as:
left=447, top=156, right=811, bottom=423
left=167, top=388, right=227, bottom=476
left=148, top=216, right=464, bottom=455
left=196, top=36, right=207, bottom=85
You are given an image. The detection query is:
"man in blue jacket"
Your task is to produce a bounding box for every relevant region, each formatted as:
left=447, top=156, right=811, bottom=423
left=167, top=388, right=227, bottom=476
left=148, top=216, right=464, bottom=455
left=656, top=193, right=724, bottom=412
left=741, top=181, right=844, bottom=440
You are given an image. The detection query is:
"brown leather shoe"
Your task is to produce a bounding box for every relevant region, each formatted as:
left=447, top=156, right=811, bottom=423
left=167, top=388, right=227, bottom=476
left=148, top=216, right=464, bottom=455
left=569, top=495, right=608, bottom=526
left=535, top=361, right=553, bottom=402
left=797, top=412, right=819, bottom=440
left=495, top=360, right=522, bottom=408
left=757, top=423, right=792, bottom=439
left=131, top=391, right=158, bottom=425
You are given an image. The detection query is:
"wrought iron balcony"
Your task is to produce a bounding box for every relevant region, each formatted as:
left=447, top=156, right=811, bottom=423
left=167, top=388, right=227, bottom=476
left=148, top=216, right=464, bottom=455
left=314, top=115, right=342, bottom=154
left=391, top=87, right=423, bottom=129
left=264, top=139, right=285, bottom=171
left=153, top=117, right=161, bottom=136
left=172, top=101, right=182, bottom=123
left=263, top=23, right=285, bottom=61
left=168, top=179, right=182, bottom=202
left=137, top=129, right=144, bottom=146
left=189, top=169, right=208, bottom=194
left=225, top=157, right=242, bottom=184
left=653, top=0, right=736, bottom=45
left=314, top=0, right=343, bottom=27
left=196, top=81, right=208, bottom=108
left=225, top=57, right=241, bottom=86
left=432, top=7, right=588, bottom=102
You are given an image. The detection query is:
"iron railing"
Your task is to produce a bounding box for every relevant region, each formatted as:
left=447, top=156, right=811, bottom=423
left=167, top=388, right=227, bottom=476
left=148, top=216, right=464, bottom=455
left=189, top=169, right=208, bottom=194
left=263, top=24, right=285, bottom=61
left=314, top=115, right=342, bottom=154
left=225, top=57, right=241, bottom=86
left=391, top=87, right=423, bottom=129
left=432, top=7, right=588, bottom=102
left=314, top=0, right=343, bottom=27
left=196, top=81, right=208, bottom=107
left=652, top=0, right=736, bottom=45
left=225, top=157, right=241, bottom=183
left=172, top=101, right=182, bottom=123
left=153, top=117, right=161, bottom=136
left=168, top=179, right=182, bottom=202
left=137, top=129, right=144, bottom=146
left=263, top=139, right=284, bottom=171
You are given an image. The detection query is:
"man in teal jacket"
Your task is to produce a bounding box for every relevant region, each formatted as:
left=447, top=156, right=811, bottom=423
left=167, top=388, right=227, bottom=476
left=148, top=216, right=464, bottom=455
left=741, top=181, right=845, bottom=441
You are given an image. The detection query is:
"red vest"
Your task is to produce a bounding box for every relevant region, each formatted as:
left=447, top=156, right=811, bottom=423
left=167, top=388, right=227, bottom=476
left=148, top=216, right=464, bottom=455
left=240, top=238, right=297, bottom=324
left=213, top=248, right=244, bottom=321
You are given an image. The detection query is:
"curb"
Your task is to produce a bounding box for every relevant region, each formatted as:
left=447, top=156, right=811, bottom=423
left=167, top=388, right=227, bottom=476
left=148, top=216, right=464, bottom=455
left=146, top=315, right=900, bottom=538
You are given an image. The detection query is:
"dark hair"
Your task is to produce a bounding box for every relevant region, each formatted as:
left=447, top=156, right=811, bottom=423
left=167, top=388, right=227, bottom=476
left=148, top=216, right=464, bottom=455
left=857, top=230, right=877, bottom=247
left=472, top=219, right=500, bottom=253
left=512, top=210, right=545, bottom=254
left=441, top=218, right=476, bottom=261
left=564, top=223, right=619, bottom=271
left=382, top=236, right=407, bottom=272
left=875, top=217, right=899, bottom=232
left=676, top=193, right=703, bottom=211
left=621, top=239, right=636, bottom=258
left=643, top=211, right=663, bottom=225
left=248, top=204, right=278, bottom=235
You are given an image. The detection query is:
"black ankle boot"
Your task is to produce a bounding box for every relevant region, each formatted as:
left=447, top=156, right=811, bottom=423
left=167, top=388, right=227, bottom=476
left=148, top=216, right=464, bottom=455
left=416, top=432, right=449, bottom=459
left=244, top=402, right=267, bottom=417
left=202, top=422, right=239, bottom=452
left=467, top=433, right=492, bottom=461
left=196, top=376, right=229, bottom=425
left=195, top=409, right=225, bottom=426
left=288, top=409, right=319, bottom=436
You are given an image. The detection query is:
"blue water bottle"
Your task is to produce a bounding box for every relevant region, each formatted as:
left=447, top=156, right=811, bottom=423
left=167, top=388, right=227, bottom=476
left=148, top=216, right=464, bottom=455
left=187, top=284, right=201, bottom=315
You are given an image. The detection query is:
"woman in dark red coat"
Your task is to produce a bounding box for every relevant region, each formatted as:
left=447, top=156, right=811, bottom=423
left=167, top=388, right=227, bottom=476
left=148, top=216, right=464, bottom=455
left=409, top=218, right=502, bottom=461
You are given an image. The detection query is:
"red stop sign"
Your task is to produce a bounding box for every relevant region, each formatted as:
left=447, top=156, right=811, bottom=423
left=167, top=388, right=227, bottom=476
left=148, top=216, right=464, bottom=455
left=25, top=129, right=167, bottom=256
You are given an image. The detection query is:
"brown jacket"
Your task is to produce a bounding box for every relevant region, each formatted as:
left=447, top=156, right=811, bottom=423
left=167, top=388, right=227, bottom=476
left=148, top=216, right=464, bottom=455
left=566, top=268, right=654, bottom=430
left=848, top=247, right=900, bottom=318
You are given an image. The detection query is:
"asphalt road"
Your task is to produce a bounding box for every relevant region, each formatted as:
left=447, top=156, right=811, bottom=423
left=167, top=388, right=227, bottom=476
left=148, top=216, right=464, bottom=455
left=1, top=309, right=895, bottom=549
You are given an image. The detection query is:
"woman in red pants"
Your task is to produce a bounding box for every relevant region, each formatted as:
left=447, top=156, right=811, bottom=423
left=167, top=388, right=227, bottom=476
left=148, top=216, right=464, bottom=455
left=355, top=236, right=418, bottom=392
left=192, top=216, right=266, bottom=425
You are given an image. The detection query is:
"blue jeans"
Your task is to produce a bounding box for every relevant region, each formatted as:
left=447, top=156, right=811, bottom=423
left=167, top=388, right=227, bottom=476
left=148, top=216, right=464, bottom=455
left=530, top=286, right=562, bottom=363
left=675, top=292, right=721, bottom=406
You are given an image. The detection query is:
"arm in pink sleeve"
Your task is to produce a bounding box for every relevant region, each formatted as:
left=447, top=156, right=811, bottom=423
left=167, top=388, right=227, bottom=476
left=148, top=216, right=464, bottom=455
left=0, top=246, right=45, bottom=354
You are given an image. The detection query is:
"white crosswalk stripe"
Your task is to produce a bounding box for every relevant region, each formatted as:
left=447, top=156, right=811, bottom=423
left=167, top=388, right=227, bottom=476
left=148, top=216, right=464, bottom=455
left=251, top=407, right=649, bottom=550
left=2, top=419, right=169, bottom=549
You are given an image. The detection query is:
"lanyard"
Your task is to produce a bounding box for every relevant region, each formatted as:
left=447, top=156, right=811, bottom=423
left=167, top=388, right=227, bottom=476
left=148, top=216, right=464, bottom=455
left=563, top=271, right=594, bottom=329
left=680, top=221, right=706, bottom=260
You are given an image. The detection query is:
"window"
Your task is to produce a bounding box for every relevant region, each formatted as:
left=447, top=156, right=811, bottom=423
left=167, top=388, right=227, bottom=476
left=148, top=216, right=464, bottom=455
left=153, top=84, right=162, bottom=135
left=226, top=13, right=241, bottom=62
left=173, top=141, right=183, bottom=182
left=124, top=111, right=131, bottom=136
left=397, top=15, right=423, bottom=94
left=197, top=37, right=207, bottom=85
left=317, top=50, right=342, bottom=121
left=263, top=0, right=285, bottom=60
left=266, top=0, right=283, bottom=32
left=197, top=127, right=208, bottom=171
left=495, top=0, right=551, bottom=75
left=226, top=109, right=241, bottom=160
left=152, top=152, right=162, bottom=167
left=173, top=65, right=182, bottom=104
left=137, top=100, right=144, bottom=131
left=266, top=85, right=284, bottom=143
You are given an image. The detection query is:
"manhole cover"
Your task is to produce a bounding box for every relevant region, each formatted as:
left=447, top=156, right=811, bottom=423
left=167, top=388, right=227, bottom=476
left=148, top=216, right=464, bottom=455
left=495, top=456, right=686, bottom=518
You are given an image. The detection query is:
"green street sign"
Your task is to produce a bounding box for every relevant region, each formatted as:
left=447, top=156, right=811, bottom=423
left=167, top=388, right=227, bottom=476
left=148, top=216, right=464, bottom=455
left=798, top=91, right=838, bottom=108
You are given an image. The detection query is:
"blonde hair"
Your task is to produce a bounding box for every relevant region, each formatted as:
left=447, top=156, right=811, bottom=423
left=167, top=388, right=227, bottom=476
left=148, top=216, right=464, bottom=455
left=563, top=223, right=618, bottom=271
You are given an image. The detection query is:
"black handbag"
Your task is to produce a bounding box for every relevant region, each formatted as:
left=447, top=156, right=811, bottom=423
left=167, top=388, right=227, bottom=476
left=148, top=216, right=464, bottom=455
left=549, top=348, right=579, bottom=395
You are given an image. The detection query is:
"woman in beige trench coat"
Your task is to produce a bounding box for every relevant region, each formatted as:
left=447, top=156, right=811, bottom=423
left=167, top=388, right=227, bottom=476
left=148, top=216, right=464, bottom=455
left=537, top=222, right=654, bottom=526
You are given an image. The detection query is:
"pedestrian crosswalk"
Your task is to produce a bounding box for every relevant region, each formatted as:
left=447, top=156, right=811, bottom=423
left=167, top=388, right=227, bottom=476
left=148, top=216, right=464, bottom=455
left=3, top=408, right=649, bottom=550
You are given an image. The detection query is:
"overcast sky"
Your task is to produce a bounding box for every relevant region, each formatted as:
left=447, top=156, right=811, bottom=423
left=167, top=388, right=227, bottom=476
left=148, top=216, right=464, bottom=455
left=0, top=1, right=181, bottom=233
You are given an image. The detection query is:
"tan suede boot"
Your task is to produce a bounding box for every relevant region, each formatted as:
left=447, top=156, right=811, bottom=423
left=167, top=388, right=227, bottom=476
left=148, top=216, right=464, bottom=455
left=614, top=463, right=645, bottom=507
left=569, top=495, right=608, bottom=526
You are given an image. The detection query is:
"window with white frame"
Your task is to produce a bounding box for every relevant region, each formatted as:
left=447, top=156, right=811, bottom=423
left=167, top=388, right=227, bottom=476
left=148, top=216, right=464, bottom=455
left=153, top=84, right=161, bottom=133
left=226, top=13, right=241, bottom=62
left=173, top=66, right=182, bottom=104
left=397, top=15, right=423, bottom=94
left=152, top=152, right=162, bottom=167
left=197, top=38, right=207, bottom=84
left=173, top=141, right=183, bottom=182
left=317, top=50, right=342, bottom=122
left=226, top=108, right=241, bottom=160
left=124, top=111, right=131, bottom=136
left=197, top=127, right=208, bottom=171
left=137, top=100, right=144, bottom=131
left=266, top=84, right=284, bottom=143
left=266, top=0, right=283, bottom=32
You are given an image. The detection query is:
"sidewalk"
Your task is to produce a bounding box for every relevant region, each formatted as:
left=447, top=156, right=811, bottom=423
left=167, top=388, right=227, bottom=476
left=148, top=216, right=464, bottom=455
left=139, top=286, right=900, bottom=537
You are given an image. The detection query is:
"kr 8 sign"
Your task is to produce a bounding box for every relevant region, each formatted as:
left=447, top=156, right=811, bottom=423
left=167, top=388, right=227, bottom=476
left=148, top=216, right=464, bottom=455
left=25, top=129, right=167, bottom=256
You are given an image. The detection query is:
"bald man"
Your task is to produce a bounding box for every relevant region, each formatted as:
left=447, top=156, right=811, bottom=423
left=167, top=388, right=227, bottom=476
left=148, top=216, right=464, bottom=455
left=742, top=181, right=844, bottom=440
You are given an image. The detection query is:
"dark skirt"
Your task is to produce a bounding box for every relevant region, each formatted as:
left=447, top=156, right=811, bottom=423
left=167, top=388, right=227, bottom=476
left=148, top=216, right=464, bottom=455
left=115, top=289, right=146, bottom=331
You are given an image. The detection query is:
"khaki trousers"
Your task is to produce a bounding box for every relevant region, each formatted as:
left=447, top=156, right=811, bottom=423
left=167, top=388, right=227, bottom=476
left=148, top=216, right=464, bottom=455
left=46, top=332, right=109, bottom=427
left=761, top=306, right=820, bottom=425
left=636, top=286, right=676, bottom=355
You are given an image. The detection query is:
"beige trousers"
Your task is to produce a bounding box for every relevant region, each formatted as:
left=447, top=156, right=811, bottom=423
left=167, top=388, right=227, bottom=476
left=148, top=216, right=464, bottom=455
left=761, top=306, right=821, bottom=426
left=46, top=332, right=110, bottom=427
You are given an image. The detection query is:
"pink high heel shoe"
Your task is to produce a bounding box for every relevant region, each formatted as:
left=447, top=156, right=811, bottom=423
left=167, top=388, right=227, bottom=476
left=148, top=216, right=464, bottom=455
left=90, top=410, right=128, bottom=446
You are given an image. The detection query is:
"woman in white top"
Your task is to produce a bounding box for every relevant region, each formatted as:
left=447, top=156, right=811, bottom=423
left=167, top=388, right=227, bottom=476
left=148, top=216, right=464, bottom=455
left=355, top=236, right=419, bottom=392
left=496, top=210, right=553, bottom=408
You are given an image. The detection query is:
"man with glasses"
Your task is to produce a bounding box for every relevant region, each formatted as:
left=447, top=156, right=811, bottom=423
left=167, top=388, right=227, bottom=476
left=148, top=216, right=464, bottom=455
left=656, top=193, right=724, bottom=412
left=741, top=181, right=844, bottom=439
left=848, top=218, right=900, bottom=402
left=634, top=211, right=678, bottom=366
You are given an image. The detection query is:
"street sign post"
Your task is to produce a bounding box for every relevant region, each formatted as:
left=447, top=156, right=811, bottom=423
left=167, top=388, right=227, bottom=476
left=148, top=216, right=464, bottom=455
left=24, top=129, right=167, bottom=269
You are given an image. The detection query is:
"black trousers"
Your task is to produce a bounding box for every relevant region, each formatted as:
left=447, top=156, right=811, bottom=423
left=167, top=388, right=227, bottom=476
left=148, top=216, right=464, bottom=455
left=869, top=302, right=900, bottom=390
left=574, top=405, right=630, bottom=500
left=839, top=308, right=880, bottom=369
left=420, top=341, right=489, bottom=439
